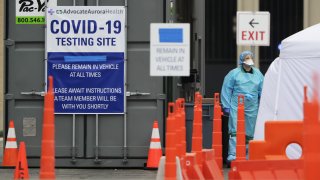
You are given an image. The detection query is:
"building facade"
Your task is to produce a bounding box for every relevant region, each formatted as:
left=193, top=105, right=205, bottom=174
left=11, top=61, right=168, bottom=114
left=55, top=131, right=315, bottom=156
left=0, top=0, right=320, bottom=166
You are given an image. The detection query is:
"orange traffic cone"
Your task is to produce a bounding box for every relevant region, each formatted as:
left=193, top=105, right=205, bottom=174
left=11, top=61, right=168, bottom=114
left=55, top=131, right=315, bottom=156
left=14, top=142, right=29, bottom=179
left=39, top=76, right=55, bottom=179
left=146, top=120, right=163, bottom=168
left=2, top=120, right=18, bottom=167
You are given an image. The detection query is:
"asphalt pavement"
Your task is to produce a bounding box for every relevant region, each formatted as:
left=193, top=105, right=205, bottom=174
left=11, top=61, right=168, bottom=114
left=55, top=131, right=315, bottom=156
left=0, top=138, right=156, bottom=180
left=0, top=138, right=229, bottom=179
left=0, top=168, right=157, bottom=180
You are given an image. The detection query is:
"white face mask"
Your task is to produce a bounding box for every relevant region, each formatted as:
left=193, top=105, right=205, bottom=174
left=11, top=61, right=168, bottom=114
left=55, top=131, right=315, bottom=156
left=244, top=59, right=254, bottom=66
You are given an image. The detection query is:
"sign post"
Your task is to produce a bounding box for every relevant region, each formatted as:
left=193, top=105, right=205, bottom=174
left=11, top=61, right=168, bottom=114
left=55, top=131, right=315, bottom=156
left=237, top=11, right=270, bottom=46
left=46, top=6, right=126, bottom=114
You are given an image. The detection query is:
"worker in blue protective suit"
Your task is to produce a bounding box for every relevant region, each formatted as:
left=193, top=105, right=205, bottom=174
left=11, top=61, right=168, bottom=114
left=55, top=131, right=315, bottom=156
left=221, top=51, right=264, bottom=166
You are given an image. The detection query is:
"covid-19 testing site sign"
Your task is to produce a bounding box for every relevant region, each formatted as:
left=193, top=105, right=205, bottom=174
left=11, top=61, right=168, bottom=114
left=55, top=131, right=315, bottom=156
left=46, top=6, right=125, bottom=114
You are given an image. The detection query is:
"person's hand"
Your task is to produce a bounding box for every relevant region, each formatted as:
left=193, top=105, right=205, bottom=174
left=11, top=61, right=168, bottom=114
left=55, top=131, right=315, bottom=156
left=245, top=94, right=255, bottom=101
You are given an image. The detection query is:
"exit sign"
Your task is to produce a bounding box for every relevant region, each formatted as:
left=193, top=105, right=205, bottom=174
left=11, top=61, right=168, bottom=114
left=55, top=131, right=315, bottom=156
left=237, top=11, right=270, bottom=46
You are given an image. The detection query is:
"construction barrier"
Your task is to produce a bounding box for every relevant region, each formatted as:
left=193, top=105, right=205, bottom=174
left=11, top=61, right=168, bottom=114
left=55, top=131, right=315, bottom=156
left=202, top=149, right=223, bottom=180
left=229, top=79, right=320, bottom=179
left=156, top=156, right=183, bottom=180
left=158, top=92, right=224, bottom=180
left=249, top=121, right=303, bottom=160
left=185, top=153, right=205, bottom=180
left=229, top=159, right=303, bottom=180
left=303, top=83, right=320, bottom=180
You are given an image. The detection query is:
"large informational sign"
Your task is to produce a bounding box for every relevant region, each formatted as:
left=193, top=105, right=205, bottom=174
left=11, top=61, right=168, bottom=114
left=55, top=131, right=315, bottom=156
left=46, top=6, right=125, bottom=114
left=150, top=23, right=190, bottom=76
left=237, top=11, right=270, bottom=46
left=16, top=0, right=56, bottom=24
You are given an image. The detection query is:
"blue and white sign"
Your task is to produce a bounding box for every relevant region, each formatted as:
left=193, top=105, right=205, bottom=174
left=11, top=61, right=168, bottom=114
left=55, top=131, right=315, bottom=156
left=46, top=6, right=125, bottom=114
left=150, top=23, right=190, bottom=76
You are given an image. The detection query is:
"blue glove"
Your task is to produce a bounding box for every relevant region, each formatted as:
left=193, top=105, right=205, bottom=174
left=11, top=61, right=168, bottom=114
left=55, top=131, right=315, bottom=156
left=223, top=108, right=230, bottom=116
left=245, top=94, right=255, bottom=101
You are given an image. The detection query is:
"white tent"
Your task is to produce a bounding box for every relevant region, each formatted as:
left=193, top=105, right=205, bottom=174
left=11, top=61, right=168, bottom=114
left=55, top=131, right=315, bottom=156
left=254, top=23, right=320, bottom=158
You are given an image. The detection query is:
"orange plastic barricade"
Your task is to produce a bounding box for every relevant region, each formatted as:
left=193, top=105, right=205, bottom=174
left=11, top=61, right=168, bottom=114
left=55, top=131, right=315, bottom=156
left=39, top=76, right=56, bottom=179
left=179, top=157, right=189, bottom=180
left=303, top=82, right=320, bottom=180
left=202, top=149, right=223, bottom=180
left=229, top=159, right=303, bottom=180
left=185, top=153, right=205, bottom=180
left=236, top=95, right=246, bottom=161
left=212, top=93, right=223, bottom=170
left=249, top=121, right=303, bottom=160
left=229, top=80, right=320, bottom=180
left=165, top=103, right=177, bottom=180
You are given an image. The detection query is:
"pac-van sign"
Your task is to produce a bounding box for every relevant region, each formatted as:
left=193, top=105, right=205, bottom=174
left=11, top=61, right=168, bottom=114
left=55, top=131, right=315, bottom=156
left=16, top=0, right=56, bottom=24
left=237, top=11, right=270, bottom=46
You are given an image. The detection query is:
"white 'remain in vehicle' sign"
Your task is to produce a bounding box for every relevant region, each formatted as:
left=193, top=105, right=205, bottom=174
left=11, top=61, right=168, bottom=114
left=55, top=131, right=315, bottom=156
left=150, top=23, right=190, bottom=76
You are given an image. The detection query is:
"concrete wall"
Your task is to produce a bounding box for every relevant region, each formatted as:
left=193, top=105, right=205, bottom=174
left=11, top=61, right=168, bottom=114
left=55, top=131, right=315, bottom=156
left=0, top=0, right=3, bottom=134
left=304, top=0, right=320, bottom=28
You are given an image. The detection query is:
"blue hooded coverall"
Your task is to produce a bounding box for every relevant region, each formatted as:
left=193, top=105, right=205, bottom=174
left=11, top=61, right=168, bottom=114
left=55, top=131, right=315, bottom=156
left=221, top=51, right=264, bottom=162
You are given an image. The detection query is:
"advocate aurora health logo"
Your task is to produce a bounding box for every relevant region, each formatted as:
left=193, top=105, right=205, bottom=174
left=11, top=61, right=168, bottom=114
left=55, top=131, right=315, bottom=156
left=48, top=8, right=55, bottom=15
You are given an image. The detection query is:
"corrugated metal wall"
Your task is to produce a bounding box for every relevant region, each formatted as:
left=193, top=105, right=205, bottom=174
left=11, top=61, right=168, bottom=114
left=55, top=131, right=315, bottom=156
left=5, top=0, right=165, bottom=167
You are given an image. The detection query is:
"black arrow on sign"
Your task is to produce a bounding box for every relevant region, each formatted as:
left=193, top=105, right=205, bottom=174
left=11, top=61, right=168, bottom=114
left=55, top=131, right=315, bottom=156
left=249, top=19, right=259, bottom=28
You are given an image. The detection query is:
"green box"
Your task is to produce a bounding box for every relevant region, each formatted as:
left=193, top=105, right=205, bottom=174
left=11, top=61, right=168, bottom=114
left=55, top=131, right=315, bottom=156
left=16, top=16, right=46, bottom=24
